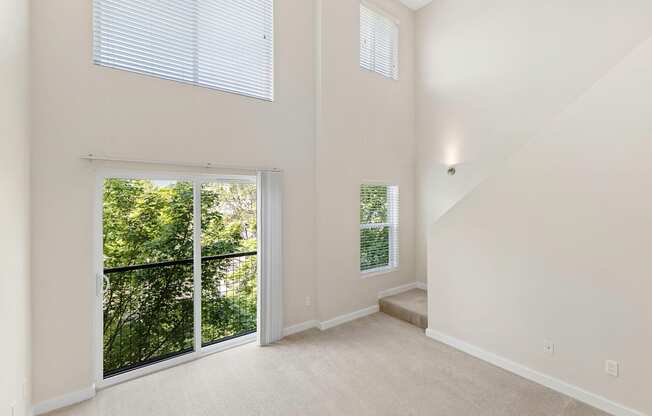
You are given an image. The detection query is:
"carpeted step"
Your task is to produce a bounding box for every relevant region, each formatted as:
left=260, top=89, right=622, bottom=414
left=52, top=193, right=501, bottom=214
left=379, top=289, right=427, bottom=329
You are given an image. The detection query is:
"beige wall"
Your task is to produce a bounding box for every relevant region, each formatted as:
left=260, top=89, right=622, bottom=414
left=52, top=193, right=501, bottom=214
left=0, top=0, right=31, bottom=415
left=30, top=0, right=316, bottom=403
left=30, top=0, right=416, bottom=405
left=415, top=0, right=652, bottom=283
left=418, top=0, right=652, bottom=413
left=315, top=0, right=416, bottom=321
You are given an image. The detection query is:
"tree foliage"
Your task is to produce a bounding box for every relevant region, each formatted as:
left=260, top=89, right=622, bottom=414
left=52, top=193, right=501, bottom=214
left=360, top=185, right=391, bottom=271
left=103, top=179, right=257, bottom=376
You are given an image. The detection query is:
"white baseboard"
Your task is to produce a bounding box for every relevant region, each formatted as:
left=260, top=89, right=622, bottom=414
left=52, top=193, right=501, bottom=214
left=378, top=280, right=428, bottom=299
left=33, top=385, right=96, bottom=416
left=425, top=329, right=646, bottom=416
left=282, top=306, right=379, bottom=336
left=283, top=320, right=319, bottom=336
left=282, top=304, right=381, bottom=337
left=283, top=281, right=428, bottom=337
left=378, top=282, right=419, bottom=299
left=319, top=305, right=380, bottom=331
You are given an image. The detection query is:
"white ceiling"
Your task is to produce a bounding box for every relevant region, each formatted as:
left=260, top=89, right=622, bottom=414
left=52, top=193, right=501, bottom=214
left=399, top=0, right=433, bottom=10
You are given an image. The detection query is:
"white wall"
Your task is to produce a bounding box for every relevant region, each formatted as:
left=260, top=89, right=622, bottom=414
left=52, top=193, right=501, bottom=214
left=418, top=1, right=652, bottom=413
left=30, top=0, right=416, bottom=405
left=415, top=0, right=652, bottom=283
left=0, top=0, right=31, bottom=415
left=315, top=0, right=416, bottom=321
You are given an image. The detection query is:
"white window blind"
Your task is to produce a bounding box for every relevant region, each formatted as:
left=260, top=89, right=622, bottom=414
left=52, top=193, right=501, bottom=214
left=359, top=2, right=399, bottom=80
left=360, top=184, right=399, bottom=273
left=93, top=0, right=274, bottom=101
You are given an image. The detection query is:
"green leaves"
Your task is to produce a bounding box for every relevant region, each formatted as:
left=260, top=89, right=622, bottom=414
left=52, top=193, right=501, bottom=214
left=360, top=227, right=390, bottom=271
left=102, top=179, right=257, bottom=376
left=360, top=184, right=391, bottom=271
left=360, top=184, right=389, bottom=224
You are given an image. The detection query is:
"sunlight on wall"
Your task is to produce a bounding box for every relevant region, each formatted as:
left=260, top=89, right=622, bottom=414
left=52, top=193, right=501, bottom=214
left=444, top=144, right=460, bottom=166
left=442, top=127, right=463, bottom=166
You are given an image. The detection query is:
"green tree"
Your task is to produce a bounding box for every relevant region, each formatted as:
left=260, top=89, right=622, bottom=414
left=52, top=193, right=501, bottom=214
left=360, top=185, right=391, bottom=271
left=102, top=179, right=257, bottom=375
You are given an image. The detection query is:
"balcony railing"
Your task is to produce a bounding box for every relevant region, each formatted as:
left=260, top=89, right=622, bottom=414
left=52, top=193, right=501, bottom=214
left=103, top=251, right=257, bottom=378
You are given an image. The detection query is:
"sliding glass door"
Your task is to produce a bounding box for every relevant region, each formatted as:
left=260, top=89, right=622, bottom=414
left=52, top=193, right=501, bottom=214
left=99, top=175, right=257, bottom=380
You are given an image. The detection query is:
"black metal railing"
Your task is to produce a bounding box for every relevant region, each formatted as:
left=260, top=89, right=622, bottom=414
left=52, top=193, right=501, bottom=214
left=103, top=251, right=257, bottom=378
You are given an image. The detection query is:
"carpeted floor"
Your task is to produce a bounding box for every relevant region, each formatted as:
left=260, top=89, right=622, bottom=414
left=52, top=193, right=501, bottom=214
left=379, top=288, right=428, bottom=329
left=48, top=313, right=609, bottom=416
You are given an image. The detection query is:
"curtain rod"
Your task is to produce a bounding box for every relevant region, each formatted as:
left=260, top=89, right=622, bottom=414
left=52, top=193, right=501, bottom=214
left=81, top=154, right=281, bottom=173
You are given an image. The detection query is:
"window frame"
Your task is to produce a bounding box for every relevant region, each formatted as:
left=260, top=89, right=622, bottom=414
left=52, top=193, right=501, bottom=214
left=92, top=0, right=275, bottom=101
left=359, top=1, right=400, bottom=81
left=93, top=168, right=259, bottom=389
left=359, top=183, right=399, bottom=276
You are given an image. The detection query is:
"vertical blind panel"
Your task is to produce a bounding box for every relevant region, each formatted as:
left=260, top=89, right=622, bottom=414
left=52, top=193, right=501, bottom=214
left=94, top=0, right=274, bottom=101
left=359, top=3, right=398, bottom=80
left=360, top=184, right=399, bottom=272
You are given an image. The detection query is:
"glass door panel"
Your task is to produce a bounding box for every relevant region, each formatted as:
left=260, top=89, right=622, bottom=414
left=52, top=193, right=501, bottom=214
left=102, top=178, right=195, bottom=377
left=200, top=182, right=258, bottom=346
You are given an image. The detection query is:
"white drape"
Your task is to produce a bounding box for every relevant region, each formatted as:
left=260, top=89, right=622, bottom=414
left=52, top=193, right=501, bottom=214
left=257, top=171, right=284, bottom=345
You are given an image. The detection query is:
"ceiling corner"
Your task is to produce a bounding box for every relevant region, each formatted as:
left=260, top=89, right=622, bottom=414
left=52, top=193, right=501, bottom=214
left=398, top=0, right=433, bottom=11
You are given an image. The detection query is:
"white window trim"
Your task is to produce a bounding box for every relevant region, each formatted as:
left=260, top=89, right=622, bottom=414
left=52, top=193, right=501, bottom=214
left=360, top=183, right=399, bottom=277
left=359, top=1, right=400, bottom=81
left=361, top=265, right=399, bottom=279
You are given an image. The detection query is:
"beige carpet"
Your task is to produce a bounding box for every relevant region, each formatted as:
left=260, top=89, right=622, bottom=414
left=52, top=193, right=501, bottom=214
left=379, top=288, right=428, bottom=329
left=48, top=313, right=608, bottom=416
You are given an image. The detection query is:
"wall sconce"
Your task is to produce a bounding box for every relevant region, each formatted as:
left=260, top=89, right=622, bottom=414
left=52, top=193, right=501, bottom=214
left=447, top=166, right=457, bottom=176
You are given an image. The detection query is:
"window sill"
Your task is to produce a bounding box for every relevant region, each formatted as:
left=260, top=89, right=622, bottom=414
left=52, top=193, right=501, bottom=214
left=361, top=267, right=398, bottom=279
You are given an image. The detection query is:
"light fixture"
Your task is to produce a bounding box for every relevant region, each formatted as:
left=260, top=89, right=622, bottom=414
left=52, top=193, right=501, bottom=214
left=447, top=166, right=456, bottom=176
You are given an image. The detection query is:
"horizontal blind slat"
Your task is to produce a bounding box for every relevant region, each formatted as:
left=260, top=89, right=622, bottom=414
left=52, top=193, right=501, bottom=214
left=94, top=0, right=274, bottom=100
left=359, top=3, right=398, bottom=80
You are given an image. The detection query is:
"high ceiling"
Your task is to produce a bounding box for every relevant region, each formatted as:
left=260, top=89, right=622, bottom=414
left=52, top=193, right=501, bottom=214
left=399, top=0, right=433, bottom=10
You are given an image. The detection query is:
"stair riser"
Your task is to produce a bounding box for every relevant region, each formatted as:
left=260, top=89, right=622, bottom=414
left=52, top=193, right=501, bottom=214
left=379, top=301, right=428, bottom=329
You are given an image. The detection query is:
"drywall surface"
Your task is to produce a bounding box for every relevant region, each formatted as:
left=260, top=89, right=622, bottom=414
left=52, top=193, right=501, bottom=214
left=415, top=0, right=652, bottom=283
left=314, top=0, right=417, bottom=321
left=30, top=0, right=317, bottom=403
left=0, top=0, right=31, bottom=414
left=426, top=21, right=652, bottom=416
left=30, top=0, right=417, bottom=405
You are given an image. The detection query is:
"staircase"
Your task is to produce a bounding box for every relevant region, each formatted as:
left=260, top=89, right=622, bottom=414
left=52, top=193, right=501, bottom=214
left=379, top=288, right=427, bottom=329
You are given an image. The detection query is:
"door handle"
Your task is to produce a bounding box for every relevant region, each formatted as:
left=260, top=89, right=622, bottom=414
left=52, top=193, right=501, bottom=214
left=96, top=273, right=111, bottom=296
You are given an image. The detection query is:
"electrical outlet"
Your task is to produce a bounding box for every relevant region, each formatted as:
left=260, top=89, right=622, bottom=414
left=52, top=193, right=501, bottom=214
left=543, top=340, right=555, bottom=355
left=605, top=360, right=619, bottom=377
left=305, top=296, right=311, bottom=307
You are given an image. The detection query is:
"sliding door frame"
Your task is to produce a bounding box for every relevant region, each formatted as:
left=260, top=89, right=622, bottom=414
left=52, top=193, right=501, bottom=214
left=93, top=168, right=257, bottom=389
